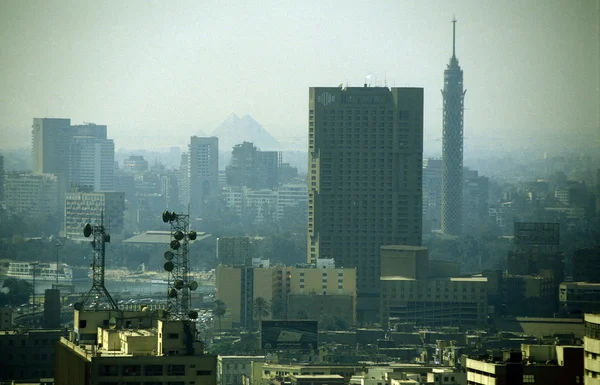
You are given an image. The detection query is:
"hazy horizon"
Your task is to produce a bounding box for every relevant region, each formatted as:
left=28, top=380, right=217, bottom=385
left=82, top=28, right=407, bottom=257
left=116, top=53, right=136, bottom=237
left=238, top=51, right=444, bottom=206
left=1, top=0, right=598, bottom=151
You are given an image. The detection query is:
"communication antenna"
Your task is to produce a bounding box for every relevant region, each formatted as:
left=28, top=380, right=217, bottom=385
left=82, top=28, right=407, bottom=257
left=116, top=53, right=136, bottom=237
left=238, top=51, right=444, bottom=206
left=162, top=210, right=199, bottom=321
left=76, top=211, right=119, bottom=311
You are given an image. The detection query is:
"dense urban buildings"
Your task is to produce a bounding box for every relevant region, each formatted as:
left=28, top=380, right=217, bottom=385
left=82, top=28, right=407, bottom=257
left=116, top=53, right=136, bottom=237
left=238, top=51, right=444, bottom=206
left=308, top=85, right=424, bottom=321
left=188, top=136, right=219, bottom=219
left=441, top=20, right=466, bottom=236
left=226, top=142, right=280, bottom=189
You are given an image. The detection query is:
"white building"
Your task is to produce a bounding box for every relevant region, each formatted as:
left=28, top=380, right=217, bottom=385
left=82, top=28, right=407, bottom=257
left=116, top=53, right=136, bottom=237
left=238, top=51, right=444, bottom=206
left=585, top=313, right=600, bottom=384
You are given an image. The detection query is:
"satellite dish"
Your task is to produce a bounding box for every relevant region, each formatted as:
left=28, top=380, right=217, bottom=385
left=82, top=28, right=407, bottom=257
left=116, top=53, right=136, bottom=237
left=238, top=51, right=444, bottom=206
left=83, top=223, right=92, bottom=237
left=162, top=210, right=171, bottom=223
left=164, top=251, right=174, bottom=261
left=168, top=288, right=178, bottom=298
left=73, top=302, right=82, bottom=311
left=174, top=279, right=184, bottom=290
left=108, top=317, right=117, bottom=329
left=164, top=261, right=174, bottom=272
left=174, top=231, right=184, bottom=241
left=188, top=231, right=197, bottom=240
left=188, top=310, right=199, bottom=319
left=104, top=234, right=111, bottom=243
left=170, top=240, right=181, bottom=250
left=189, top=281, right=198, bottom=291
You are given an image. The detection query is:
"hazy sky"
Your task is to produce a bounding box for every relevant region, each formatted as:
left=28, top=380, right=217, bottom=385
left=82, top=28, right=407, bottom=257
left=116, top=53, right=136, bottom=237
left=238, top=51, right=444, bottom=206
left=0, top=0, right=598, bottom=150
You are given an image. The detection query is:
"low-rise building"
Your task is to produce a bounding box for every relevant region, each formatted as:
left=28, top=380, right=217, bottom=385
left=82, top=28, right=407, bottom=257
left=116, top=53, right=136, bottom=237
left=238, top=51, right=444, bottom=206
left=560, top=282, right=600, bottom=315
left=64, top=191, right=125, bottom=239
left=56, top=317, right=217, bottom=385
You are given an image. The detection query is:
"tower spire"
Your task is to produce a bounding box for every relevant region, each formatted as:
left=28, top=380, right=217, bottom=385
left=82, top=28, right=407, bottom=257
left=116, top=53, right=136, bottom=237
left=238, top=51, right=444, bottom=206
left=452, top=17, right=457, bottom=58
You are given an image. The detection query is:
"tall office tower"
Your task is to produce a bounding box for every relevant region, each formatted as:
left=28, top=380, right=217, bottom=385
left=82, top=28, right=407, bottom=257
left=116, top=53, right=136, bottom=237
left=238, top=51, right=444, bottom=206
left=31, top=118, right=71, bottom=174
left=188, top=136, right=218, bottom=218
left=69, top=136, right=115, bottom=191
left=308, top=86, right=424, bottom=321
left=463, top=168, right=489, bottom=234
left=441, top=19, right=466, bottom=236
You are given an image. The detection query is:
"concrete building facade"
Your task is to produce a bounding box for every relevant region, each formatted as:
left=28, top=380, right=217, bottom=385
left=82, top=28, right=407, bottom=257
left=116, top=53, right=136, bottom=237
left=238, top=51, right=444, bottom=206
left=69, top=136, right=115, bottom=191
left=4, top=172, right=59, bottom=218
left=64, top=191, right=125, bottom=239
left=308, top=86, right=423, bottom=321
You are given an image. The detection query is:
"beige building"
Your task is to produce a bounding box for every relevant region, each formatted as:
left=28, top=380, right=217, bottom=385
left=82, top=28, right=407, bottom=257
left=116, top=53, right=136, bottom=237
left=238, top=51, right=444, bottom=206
left=57, top=310, right=217, bottom=385
left=308, top=86, right=424, bottom=321
left=216, top=261, right=356, bottom=329
left=218, top=355, right=265, bottom=385
left=585, top=313, right=600, bottom=385
left=380, top=246, right=487, bottom=328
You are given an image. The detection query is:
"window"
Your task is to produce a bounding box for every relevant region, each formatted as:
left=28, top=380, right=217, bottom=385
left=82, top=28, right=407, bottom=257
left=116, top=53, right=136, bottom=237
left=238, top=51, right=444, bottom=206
left=523, top=374, right=535, bottom=383
left=79, top=320, right=87, bottom=328
left=167, top=365, right=186, bottom=376
left=98, top=365, right=119, bottom=376
left=122, top=365, right=141, bottom=376
left=145, top=365, right=163, bottom=376
left=168, top=333, right=179, bottom=339
left=197, top=370, right=212, bottom=376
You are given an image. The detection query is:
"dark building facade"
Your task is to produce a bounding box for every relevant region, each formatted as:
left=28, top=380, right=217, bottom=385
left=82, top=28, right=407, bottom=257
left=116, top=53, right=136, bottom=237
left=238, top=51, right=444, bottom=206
left=308, top=86, right=423, bottom=321
left=441, top=20, right=466, bottom=236
left=226, top=142, right=280, bottom=189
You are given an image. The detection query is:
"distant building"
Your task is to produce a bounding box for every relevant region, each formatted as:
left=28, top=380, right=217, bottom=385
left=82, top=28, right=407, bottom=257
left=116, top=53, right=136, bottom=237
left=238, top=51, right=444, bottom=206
left=122, top=155, right=149, bottom=173
left=178, top=152, right=190, bottom=208
left=217, top=236, right=253, bottom=266
left=64, top=191, right=125, bottom=239
left=189, top=136, right=219, bottom=218
left=277, top=183, right=308, bottom=221
left=4, top=172, right=59, bottom=218
left=226, top=142, right=280, bottom=189
left=573, top=247, right=600, bottom=283
left=0, top=329, right=67, bottom=382
left=308, top=86, right=424, bottom=322
left=503, top=272, right=555, bottom=317
left=216, top=261, right=356, bottom=329
left=463, top=167, right=489, bottom=234
left=585, top=313, right=600, bottom=383
left=0, top=308, right=13, bottom=330
left=422, top=158, right=443, bottom=233
left=560, top=282, right=600, bottom=315
left=379, top=246, right=487, bottom=328
left=69, top=136, right=115, bottom=191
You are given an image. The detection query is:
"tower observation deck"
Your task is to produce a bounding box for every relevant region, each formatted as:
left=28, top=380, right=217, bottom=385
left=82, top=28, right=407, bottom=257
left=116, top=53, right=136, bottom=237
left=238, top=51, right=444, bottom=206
left=441, top=18, right=466, bottom=236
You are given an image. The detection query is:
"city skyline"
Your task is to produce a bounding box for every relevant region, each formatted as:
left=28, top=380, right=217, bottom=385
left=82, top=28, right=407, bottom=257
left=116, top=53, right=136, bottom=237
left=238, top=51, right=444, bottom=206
left=0, top=1, right=598, bottom=150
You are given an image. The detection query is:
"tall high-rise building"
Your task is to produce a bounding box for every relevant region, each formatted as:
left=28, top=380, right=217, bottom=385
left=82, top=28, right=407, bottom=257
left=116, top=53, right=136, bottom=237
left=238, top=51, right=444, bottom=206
left=422, top=158, right=443, bottom=233
left=69, top=136, right=115, bottom=191
left=189, top=136, right=218, bottom=218
left=441, top=19, right=466, bottom=236
left=308, top=86, right=424, bottom=321
left=31, top=118, right=71, bottom=174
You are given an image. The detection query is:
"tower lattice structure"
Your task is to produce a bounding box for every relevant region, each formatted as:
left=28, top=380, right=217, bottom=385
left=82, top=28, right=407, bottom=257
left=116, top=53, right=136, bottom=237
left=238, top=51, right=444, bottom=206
left=441, top=18, right=466, bottom=236
left=162, top=210, right=199, bottom=321
left=81, top=217, right=119, bottom=311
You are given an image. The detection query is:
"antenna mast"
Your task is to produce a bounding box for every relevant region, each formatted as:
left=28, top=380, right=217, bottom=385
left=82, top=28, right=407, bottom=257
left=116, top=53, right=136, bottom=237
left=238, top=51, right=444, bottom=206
left=80, top=212, right=119, bottom=311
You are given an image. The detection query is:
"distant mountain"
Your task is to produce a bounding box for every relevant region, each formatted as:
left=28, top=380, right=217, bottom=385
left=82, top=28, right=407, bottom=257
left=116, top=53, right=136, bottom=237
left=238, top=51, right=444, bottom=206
left=211, top=113, right=281, bottom=153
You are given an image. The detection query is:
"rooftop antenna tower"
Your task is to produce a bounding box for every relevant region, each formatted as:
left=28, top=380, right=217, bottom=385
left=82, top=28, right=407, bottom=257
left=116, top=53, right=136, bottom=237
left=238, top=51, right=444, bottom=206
left=162, top=209, right=199, bottom=321
left=78, top=211, right=119, bottom=311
